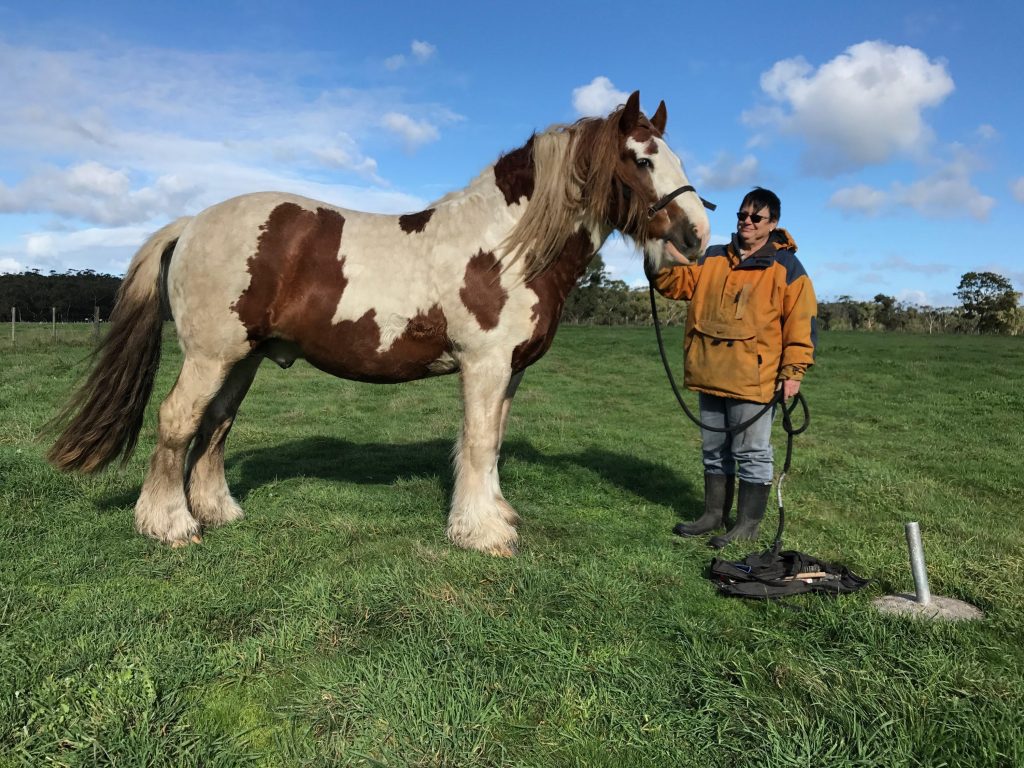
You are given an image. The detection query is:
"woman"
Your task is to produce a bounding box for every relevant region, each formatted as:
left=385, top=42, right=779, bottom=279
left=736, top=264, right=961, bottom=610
left=652, top=187, right=817, bottom=548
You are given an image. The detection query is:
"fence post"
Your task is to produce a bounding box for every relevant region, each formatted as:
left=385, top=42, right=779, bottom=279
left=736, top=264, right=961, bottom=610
left=52, top=306, right=57, bottom=341
left=10, top=306, right=14, bottom=345
left=94, top=305, right=100, bottom=343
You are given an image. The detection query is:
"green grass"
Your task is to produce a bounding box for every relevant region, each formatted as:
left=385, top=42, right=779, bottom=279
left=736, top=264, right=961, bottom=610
left=1, top=324, right=1023, bottom=766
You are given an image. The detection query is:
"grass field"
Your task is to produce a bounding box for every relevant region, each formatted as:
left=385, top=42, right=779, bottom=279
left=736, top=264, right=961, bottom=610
left=1, top=324, right=1023, bottom=766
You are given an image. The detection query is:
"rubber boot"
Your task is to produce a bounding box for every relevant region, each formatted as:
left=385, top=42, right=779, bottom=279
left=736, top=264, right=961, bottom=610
left=709, top=480, right=770, bottom=549
left=674, top=473, right=735, bottom=537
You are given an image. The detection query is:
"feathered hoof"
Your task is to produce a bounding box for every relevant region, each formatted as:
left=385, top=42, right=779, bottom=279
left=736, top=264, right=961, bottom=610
left=446, top=519, right=519, bottom=557
left=485, top=540, right=519, bottom=558
left=170, top=533, right=204, bottom=548
left=497, top=499, right=521, bottom=526
left=190, top=496, right=245, bottom=529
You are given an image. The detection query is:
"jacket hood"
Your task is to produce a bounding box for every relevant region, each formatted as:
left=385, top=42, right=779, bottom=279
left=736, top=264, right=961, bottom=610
left=730, top=228, right=798, bottom=260
left=770, top=228, right=798, bottom=253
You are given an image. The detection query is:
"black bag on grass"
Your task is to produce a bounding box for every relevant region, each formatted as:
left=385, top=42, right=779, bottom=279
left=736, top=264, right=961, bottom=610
left=709, top=547, right=870, bottom=600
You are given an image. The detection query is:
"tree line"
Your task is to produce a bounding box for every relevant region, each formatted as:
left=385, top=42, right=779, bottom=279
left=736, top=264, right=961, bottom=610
left=1, top=269, right=122, bottom=322
left=563, top=259, right=1022, bottom=335
left=2, top=265, right=1020, bottom=334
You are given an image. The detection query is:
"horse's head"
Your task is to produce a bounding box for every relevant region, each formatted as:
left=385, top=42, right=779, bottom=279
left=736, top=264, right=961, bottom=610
left=606, top=91, right=711, bottom=272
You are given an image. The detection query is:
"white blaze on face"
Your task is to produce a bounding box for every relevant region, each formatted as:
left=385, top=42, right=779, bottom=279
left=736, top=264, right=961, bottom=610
left=625, top=136, right=710, bottom=265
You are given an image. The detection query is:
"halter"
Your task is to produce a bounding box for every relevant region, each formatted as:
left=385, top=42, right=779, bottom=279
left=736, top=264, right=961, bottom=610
left=648, top=185, right=717, bottom=217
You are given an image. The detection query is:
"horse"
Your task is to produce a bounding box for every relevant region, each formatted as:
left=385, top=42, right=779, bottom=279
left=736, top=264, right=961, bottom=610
left=48, top=91, right=710, bottom=556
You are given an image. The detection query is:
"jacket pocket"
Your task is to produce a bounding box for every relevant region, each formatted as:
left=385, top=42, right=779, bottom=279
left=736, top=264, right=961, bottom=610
left=684, top=319, right=760, bottom=396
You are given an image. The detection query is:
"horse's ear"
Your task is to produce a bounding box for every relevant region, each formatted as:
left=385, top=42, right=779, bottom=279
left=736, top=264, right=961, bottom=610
left=619, top=91, right=641, bottom=133
left=651, top=100, right=667, bottom=135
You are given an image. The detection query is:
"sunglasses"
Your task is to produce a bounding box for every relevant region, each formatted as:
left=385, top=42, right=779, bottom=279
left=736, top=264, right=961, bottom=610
left=736, top=211, right=770, bottom=224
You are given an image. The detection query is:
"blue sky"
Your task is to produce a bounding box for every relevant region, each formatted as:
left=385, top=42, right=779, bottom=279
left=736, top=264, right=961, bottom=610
left=1, top=1, right=1021, bottom=307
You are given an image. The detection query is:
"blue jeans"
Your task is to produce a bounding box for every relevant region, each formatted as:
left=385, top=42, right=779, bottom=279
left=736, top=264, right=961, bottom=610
left=698, top=393, right=775, bottom=484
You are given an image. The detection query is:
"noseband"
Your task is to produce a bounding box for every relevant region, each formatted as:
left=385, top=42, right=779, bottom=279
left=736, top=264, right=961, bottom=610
left=648, top=185, right=716, bottom=217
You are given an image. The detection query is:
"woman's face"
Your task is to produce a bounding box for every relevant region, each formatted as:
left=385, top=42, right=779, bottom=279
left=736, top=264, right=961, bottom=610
left=736, top=204, right=775, bottom=244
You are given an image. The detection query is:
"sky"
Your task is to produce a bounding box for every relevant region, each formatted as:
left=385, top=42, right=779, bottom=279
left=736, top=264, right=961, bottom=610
left=1, top=0, right=1022, bottom=307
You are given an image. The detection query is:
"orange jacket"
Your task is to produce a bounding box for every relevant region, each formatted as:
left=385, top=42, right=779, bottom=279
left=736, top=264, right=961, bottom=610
left=653, top=228, right=817, bottom=403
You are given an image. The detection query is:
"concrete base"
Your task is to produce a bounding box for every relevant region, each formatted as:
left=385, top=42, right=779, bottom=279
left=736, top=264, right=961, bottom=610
left=873, top=593, right=984, bottom=621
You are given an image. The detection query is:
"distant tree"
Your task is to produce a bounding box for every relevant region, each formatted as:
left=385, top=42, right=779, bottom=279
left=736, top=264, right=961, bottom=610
left=872, top=294, right=897, bottom=330
left=955, top=272, right=1021, bottom=334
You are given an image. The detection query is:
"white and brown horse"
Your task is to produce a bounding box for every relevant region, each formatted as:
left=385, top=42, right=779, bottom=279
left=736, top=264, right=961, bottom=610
left=49, top=91, right=709, bottom=555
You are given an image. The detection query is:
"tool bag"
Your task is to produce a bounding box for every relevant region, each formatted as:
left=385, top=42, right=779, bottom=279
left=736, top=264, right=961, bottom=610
left=709, top=547, right=869, bottom=599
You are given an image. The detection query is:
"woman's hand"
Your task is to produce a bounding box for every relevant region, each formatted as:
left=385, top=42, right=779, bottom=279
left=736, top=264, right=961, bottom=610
left=778, top=379, right=801, bottom=400
left=663, top=240, right=693, bottom=266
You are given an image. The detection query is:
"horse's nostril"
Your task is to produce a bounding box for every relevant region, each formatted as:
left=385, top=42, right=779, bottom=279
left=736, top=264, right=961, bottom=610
left=682, top=224, right=700, bottom=250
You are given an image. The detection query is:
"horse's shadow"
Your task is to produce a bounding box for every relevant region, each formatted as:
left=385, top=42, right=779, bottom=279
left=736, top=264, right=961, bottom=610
left=223, top=436, right=700, bottom=520
left=96, top=437, right=701, bottom=520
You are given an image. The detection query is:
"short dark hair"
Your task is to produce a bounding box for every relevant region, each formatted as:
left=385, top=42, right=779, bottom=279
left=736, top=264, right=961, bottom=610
left=741, top=187, right=780, bottom=222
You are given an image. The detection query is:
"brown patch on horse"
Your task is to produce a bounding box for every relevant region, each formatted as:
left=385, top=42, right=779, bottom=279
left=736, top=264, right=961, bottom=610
left=302, top=304, right=450, bottom=383
left=233, top=202, right=347, bottom=343
left=493, top=137, right=535, bottom=206
left=460, top=250, right=507, bottom=331
left=512, top=229, right=594, bottom=371
left=233, top=201, right=451, bottom=382
left=399, top=209, right=434, bottom=233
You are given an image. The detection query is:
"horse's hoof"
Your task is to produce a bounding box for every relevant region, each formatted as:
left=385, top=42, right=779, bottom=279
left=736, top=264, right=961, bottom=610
left=487, top=541, right=518, bottom=557
left=170, top=533, right=204, bottom=548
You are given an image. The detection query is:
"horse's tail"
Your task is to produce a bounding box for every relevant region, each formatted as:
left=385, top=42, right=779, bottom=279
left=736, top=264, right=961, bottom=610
left=47, top=217, right=192, bottom=474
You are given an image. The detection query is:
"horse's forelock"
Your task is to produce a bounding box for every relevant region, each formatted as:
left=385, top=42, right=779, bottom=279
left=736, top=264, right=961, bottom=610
left=575, top=110, right=653, bottom=244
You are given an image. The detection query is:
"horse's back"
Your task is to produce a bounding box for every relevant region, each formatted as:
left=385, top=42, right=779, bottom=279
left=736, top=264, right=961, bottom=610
left=167, top=192, right=465, bottom=381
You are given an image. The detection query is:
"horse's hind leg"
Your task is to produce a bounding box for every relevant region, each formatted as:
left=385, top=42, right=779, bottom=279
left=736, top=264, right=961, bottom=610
left=134, top=355, right=234, bottom=546
left=185, top=354, right=262, bottom=529
left=448, top=355, right=518, bottom=556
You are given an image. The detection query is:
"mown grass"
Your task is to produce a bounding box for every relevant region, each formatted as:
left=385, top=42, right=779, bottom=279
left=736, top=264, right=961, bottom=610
left=1, top=324, right=1022, bottom=766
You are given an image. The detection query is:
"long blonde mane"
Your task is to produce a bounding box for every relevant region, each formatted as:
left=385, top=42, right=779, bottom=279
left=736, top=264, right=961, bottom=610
left=501, top=105, right=654, bottom=281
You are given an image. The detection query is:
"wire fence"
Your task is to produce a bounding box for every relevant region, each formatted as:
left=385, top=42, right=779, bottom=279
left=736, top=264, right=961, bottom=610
left=7, top=307, right=104, bottom=348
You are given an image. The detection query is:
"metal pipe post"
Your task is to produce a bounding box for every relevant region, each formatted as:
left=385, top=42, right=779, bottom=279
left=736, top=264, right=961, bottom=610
left=904, top=521, right=931, bottom=605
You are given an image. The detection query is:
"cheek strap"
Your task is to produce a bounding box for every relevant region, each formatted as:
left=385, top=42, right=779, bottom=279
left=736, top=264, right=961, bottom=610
left=648, top=185, right=717, bottom=217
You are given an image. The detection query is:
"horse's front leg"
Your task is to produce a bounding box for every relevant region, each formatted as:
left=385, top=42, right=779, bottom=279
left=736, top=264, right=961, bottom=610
left=491, top=370, right=524, bottom=526
left=447, top=354, right=518, bottom=556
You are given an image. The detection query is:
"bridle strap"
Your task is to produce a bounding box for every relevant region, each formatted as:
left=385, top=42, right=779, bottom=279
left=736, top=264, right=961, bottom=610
left=648, top=185, right=717, bottom=217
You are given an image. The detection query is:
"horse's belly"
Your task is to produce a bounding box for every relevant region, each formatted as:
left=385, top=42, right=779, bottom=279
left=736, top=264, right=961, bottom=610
left=285, top=304, right=458, bottom=384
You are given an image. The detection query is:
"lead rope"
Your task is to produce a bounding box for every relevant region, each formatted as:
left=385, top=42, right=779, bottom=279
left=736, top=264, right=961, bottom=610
left=648, top=282, right=809, bottom=549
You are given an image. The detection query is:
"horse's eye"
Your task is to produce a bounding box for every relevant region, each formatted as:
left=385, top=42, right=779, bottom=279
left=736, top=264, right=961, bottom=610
left=636, top=158, right=653, bottom=170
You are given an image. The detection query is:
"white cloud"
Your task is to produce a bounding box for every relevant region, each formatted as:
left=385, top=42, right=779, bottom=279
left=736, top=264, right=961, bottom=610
left=0, top=41, right=456, bottom=274
left=894, top=175, right=994, bottom=220
left=895, top=288, right=950, bottom=307
left=828, top=184, right=889, bottom=216
left=0, top=41, right=448, bottom=177
left=829, top=148, right=994, bottom=221
left=384, top=41, right=436, bottom=71
left=23, top=226, right=153, bottom=259
left=0, top=256, right=24, bottom=274
left=0, top=162, right=201, bottom=226
left=0, top=42, right=456, bottom=253
left=382, top=112, right=440, bottom=150
left=573, top=77, right=629, bottom=117
left=975, top=124, right=998, bottom=141
left=885, top=256, right=952, bottom=275
left=693, top=152, right=760, bottom=191
left=745, top=41, right=954, bottom=175
left=1012, top=177, right=1024, bottom=203
left=411, top=41, right=436, bottom=62
left=311, top=148, right=380, bottom=178
left=893, top=147, right=994, bottom=220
